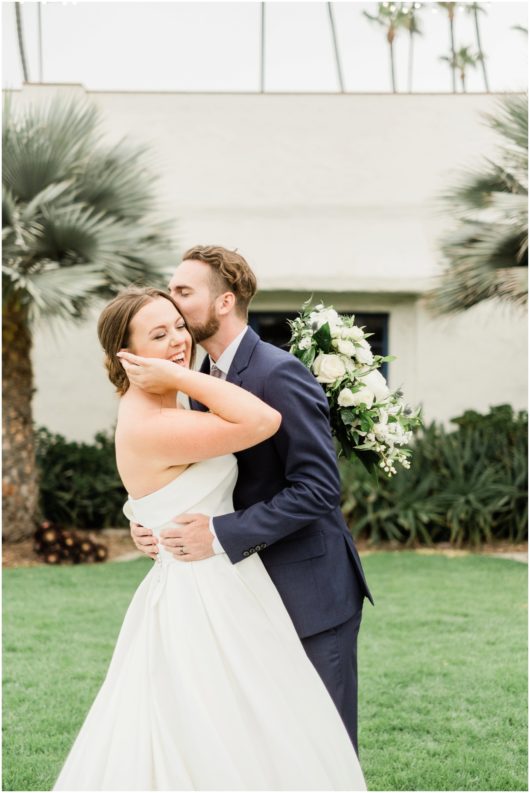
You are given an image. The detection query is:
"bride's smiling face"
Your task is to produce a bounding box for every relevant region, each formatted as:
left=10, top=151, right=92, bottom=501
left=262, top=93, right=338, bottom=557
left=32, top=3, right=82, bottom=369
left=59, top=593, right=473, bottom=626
left=128, top=297, right=193, bottom=368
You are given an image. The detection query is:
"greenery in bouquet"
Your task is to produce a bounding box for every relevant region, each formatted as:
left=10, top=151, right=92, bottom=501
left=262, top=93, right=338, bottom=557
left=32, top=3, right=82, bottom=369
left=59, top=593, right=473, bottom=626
left=288, top=302, right=423, bottom=477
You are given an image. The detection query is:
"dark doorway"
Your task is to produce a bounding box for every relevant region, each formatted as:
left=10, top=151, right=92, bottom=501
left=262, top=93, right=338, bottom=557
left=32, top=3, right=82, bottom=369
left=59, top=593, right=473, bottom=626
left=249, top=311, right=390, bottom=380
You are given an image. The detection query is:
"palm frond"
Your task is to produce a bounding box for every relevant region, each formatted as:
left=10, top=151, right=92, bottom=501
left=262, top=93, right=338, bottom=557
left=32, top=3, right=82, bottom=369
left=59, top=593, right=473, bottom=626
left=2, top=93, right=176, bottom=323
left=429, top=95, right=528, bottom=314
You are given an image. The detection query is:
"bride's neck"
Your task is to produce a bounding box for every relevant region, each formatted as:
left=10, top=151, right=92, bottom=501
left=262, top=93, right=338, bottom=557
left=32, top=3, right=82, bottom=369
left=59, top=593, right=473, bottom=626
left=124, top=385, right=178, bottom=410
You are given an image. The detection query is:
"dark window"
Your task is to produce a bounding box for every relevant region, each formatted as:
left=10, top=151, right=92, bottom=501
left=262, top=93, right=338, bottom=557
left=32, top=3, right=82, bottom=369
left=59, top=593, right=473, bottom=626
left=249, top=310, right=390, bottom=380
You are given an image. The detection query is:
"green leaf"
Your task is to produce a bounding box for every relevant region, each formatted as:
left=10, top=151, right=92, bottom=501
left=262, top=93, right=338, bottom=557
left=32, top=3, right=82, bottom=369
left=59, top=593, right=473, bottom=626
left=313, top=321, right=333, bottom=353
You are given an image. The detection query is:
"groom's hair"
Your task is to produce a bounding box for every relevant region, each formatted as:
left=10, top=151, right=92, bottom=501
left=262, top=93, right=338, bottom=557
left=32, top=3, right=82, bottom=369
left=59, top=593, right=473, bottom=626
left=182, top=245, right=257, bottom=319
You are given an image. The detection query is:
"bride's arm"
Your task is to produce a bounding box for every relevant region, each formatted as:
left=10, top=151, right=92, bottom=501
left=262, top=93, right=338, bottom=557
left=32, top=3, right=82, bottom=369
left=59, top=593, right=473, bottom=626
left=117, top=352, right=281, bottom=465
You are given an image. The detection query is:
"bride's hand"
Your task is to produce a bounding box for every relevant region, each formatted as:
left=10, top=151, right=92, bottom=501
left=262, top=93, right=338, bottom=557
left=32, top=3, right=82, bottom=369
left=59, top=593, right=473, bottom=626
left=117, top=351, right=182, bottom=394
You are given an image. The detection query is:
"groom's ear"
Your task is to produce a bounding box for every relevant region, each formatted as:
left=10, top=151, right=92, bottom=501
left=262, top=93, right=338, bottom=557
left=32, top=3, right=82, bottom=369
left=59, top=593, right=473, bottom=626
left=217, top=291, right=236, bottom=315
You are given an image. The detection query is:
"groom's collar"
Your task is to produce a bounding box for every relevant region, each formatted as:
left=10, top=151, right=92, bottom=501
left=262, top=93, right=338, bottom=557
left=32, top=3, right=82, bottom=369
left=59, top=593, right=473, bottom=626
left=228, top=326, right=260, bottom=376
left=199, top=326, right=260, bottom=378
left=208, top=326, right=248, bottom=377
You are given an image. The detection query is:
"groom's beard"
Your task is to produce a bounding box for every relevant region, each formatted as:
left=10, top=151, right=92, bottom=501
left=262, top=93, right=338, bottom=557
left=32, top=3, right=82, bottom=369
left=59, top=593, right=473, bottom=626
left=188, top=304, right=221, bottom=344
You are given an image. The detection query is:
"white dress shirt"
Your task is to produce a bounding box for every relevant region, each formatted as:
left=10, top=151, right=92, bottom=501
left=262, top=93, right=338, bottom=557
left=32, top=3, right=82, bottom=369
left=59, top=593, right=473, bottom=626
left=207, top=327, right=248, bottom=554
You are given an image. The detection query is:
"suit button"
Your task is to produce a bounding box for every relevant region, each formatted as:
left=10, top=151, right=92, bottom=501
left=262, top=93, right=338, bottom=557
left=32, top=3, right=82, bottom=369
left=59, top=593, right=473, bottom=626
left=261, top=543, right=267, bottom=549
left=249, top=546, right=256, bottom=553
left=243, top=551, right=250, bottom=558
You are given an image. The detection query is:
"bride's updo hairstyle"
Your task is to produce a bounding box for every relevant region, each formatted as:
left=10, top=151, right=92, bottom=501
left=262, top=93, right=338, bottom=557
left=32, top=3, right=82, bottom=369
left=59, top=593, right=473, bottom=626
left=97, top=286, right=196, bottom=396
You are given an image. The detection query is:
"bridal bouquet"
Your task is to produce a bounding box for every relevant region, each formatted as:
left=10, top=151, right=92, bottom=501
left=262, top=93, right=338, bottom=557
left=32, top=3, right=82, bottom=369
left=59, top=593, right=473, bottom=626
left=288, top=302, right=422, bottom=477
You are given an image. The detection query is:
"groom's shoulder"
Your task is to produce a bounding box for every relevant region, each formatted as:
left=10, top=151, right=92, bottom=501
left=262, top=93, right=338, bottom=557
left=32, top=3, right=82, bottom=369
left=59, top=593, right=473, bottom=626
left=251, top=338, right=319, bottom=384
left=252, top=337, right=298, bottom=369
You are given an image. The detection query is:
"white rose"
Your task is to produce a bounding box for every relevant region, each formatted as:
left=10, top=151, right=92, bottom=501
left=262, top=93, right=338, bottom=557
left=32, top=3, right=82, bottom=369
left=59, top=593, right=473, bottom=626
left=378, top=408, right=388, bottom=424
left=350, top=386, right=375, bottom=409
left=359, top=369, right=390, bottom=402
left=309, top=308, right=341, bottom=330
left=355, top=346, right=374, bottom=365
left=337, top=388, right=357, bottom=407
left=340, top=355, right=355, bottom=373
left=348, top=326, right=364, bottom=341
left=298, top=336, right=312, bottom=350
left=373, top=423, right=389, bottom=438
left=312, top=353, right=347, bottom=384
left=332, top=339, right=355, bottom=357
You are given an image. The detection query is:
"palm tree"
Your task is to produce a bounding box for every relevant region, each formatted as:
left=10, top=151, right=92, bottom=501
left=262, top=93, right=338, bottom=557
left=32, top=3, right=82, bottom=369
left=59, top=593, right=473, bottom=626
left=437, top=2, right=458, bottom=92
left=363, top=3, right=409, bottom=93
left=426, top=95, right=528, bottom=315
left=440, top=45, right=480, bottom=92
left=2, top=94, right=176, bottom=541
left=465, top=3, right=489, bottom=92
left=401, top=2, right=423, bottom=93
left=14, top=2, right=29, bottom=82
left=327, top=2, right=345, bottom=93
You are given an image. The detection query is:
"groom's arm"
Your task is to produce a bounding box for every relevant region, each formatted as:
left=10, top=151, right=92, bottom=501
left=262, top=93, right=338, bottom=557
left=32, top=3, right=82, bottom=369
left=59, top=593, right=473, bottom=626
left=211, top=355, right=341, bottom=563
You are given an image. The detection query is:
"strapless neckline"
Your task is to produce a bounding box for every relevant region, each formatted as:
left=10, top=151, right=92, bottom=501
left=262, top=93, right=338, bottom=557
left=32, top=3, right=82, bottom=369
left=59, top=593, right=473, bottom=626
left=127, top=454, right=237, bottom=507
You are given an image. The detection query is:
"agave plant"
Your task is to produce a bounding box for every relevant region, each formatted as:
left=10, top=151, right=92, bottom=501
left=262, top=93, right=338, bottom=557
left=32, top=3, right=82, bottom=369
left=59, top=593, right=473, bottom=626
left=2, top=93, right=176, bottom=541
left=427, top=94, right=528, bottom=314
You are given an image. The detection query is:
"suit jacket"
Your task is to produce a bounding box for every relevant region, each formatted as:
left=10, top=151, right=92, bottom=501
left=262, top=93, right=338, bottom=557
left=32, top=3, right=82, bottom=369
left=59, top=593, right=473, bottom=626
left=190, top=327, right=374, bottom=639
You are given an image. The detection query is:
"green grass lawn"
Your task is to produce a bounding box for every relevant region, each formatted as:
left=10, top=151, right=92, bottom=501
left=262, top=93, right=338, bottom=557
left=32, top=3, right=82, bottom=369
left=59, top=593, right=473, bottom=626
left=3, top=553, right=527, bottom=791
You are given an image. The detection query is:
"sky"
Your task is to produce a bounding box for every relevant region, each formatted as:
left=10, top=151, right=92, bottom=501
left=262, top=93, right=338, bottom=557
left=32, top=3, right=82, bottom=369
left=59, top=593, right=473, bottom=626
left=2, top=1, right=528, bottom=94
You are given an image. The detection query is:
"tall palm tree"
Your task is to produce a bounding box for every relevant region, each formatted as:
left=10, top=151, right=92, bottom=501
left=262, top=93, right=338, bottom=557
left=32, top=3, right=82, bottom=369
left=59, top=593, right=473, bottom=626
left=2, top=94, right=176, bottom=541
left=426, top=95, right=528, bottom=315
left=14, top=2, right=29, bottom=82
left=440, top=45, right=480, bottom=92
left=465, top=2, right=489, bottom=92
left=402, top=2, right=423, bottom=93
left=437, top=2, right=458, bottom=92
left=363, top=3, right=409, bottom=93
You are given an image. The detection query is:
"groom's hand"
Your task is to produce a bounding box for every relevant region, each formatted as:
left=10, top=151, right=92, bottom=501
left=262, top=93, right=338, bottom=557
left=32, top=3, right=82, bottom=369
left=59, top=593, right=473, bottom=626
left=130, top=521, right=159, bottom=560
left=160, top=513, right=214, bottom=562
left=117, top=351, right=178, bottom=394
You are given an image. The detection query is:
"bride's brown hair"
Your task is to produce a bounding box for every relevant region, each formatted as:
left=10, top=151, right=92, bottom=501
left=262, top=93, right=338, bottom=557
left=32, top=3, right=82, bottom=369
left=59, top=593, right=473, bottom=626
left=97, top=286, right=196, bottom=395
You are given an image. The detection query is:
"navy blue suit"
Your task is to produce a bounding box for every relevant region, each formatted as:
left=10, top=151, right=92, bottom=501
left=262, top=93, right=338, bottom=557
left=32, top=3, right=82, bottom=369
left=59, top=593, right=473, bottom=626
left=191, top=327, right=373, bottom=752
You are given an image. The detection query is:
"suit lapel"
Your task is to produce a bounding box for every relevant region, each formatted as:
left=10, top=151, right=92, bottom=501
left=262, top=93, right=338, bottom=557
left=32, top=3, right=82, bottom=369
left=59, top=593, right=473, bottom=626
left=191, top=328, right=260, bottom=409
left=225, top=327, right=260, bottom=386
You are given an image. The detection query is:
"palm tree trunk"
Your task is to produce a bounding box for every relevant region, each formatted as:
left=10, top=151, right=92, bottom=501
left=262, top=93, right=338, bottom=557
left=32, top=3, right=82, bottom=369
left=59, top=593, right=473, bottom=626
left=408, top=28, right=414, bottom=92
left=460, top=68, right=466, bottom=93
left=327, top=2, right=345, bottom=93
left=449, top=14, right=456, bottom=92
left=260, top=2, right=265, bottom=93
left=14, top=2, right=29, bottom=82
left=2, top=300, right=40, bottom=541
left=389, top=39, right=397, bottom=93
left=473, top=6, right=489, bottom=92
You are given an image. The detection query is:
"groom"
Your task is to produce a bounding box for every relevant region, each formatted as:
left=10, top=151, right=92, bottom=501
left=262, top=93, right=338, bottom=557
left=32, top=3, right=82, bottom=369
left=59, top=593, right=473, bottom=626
left=128, top=245, right=374, bottom=753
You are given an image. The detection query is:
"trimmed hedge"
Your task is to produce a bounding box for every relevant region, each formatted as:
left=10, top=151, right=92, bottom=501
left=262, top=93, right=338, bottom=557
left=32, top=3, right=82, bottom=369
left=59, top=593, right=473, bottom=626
left=35, top=428, right=128, bottom=529
left=341, top=404, right=528, bottom=546
left=36, top=403, right=527, bottom=543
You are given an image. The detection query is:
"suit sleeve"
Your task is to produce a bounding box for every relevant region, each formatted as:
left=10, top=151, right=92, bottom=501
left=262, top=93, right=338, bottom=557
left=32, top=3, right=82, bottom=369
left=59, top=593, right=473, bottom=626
left=212, top=356, right=341, bottom=564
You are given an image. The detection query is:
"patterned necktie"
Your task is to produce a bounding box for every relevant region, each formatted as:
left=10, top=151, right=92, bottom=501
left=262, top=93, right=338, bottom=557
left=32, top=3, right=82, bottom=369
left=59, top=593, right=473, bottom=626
left=210, top=363, right=224, bottom=379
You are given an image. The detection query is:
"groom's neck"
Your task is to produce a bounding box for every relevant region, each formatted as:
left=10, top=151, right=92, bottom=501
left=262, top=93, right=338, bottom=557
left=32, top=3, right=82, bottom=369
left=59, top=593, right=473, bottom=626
left=202, top=319, right=248, bottom=362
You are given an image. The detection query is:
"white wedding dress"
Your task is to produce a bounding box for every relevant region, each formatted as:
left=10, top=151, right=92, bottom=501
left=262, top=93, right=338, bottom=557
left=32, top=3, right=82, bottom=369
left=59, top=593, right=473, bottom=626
left=53, top=454, right=366, bottom=791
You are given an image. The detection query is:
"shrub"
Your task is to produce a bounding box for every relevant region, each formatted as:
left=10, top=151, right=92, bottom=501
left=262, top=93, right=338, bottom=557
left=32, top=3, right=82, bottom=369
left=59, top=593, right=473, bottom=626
left=340, top=404, right=528, bottom=546
left=35, top=428, right=128, bottom=529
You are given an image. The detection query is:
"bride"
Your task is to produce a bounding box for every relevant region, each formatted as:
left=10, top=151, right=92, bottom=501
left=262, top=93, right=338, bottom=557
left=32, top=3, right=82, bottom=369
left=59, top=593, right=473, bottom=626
left=53, top=286, right=367, bottom=791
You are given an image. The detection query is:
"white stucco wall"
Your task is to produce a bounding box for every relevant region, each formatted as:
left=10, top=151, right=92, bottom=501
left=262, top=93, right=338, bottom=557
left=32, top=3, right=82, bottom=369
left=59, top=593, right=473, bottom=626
left=7, top=86, right=526, bottom=440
